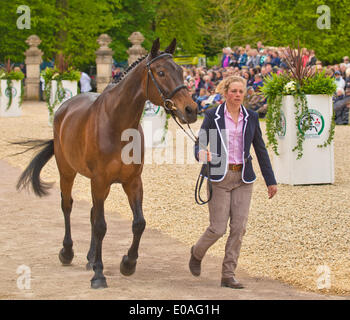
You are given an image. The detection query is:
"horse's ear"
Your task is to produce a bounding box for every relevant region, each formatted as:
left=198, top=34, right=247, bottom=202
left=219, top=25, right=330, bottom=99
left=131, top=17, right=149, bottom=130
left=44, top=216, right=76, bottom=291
left=165, top=38, right=177, bottom=55
left=150, top=38, right=160, bottom=59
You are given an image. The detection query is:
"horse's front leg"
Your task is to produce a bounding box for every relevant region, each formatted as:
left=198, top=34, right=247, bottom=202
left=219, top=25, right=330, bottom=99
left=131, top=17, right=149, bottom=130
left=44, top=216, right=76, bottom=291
left=90, top=178, right=110, bottom=289
left=120, top=176, right=146, bottom=276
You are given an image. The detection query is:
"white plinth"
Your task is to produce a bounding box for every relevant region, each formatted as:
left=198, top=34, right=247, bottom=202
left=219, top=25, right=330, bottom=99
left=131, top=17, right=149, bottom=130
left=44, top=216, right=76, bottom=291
left=50, top=80, right=78, bottom=113
left=273, top=95, right=334, bottom=185
left=48, top=80, right=78, bottom=125
left=141, top=101, right=167, bottom=148
left=0, top=80, right=22, bottom=117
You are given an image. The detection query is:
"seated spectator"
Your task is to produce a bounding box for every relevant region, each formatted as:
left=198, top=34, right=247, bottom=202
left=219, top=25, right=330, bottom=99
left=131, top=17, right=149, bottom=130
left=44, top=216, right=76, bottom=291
left=270, top=51, right=281, bottom=67
left=244, top=87, right=266, bottom=114
left=194, top=71, right=205, bottom=97
left=200, top=89, right=222, bottom=112
left=253, top=73, right=264, bottom=91
left=195, top=88, right=209, bottom=112
left=203, top=75, right=215, bottom=92
left=247, top=49, right=260, bottom=69
left=307, top=50, right=317, bottom=66
left=334, top=71, right=346, bottom=90
left=334, top=88, right=349, bottom=125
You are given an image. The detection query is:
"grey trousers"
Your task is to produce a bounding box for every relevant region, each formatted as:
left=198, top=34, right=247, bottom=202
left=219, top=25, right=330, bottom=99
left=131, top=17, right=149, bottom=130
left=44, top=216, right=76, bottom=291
left=193, top=169, right=254, bottom=278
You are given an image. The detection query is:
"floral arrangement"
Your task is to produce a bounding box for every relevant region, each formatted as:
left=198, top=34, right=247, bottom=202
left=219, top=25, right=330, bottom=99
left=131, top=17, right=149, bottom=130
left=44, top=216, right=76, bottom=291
left=261, top=44, right=337, bottom=159
left=0, top=59, right=25, bottom=110
left=41, top=53, right=81, bottom=118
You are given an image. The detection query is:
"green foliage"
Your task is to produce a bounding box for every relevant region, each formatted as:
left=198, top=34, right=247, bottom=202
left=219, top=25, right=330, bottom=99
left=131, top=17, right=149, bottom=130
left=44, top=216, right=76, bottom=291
left=41, top=66, right=80, bottom=118
left=262, top=71, right=337, bottom=159
left=0, top=70, right=25, bottom=81
left=0, top=0, right=349, bottom=67
left=301, top=71, right=337, bottom=95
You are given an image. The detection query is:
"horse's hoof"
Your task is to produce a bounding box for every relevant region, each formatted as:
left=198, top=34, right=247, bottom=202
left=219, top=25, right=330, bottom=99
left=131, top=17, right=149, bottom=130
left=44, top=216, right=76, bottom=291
left=120, top=255, right=136, bottom=276
left=91, top=277, right=108, bottom=289
left=59, top=248, right=74, bottom=265
left=86, top=261, right=94, bottom=271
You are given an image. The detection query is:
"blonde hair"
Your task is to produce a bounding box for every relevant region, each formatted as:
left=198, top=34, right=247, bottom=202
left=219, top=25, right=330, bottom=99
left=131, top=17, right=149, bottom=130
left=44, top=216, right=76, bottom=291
left=216, top=76, right=247, bottom=95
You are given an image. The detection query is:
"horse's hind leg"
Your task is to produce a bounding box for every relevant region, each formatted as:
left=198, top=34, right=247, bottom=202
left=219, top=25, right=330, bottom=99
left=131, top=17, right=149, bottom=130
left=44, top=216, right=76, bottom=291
left=58, top=170, right=77, bottom=265
left=120, top=176, right=146, bottom=276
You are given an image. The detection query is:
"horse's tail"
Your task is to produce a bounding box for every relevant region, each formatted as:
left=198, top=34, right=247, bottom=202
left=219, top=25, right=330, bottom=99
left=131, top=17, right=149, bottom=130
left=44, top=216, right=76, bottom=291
left=12, top=139, right=55, bottom=197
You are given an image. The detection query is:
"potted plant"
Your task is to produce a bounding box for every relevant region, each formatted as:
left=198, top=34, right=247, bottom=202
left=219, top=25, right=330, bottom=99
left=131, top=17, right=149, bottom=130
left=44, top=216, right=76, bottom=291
left=0, top=59, right=25, bottom=117
left=261, top=44, right=337, bottom=185
left=41, top=53, right=80, bottom=125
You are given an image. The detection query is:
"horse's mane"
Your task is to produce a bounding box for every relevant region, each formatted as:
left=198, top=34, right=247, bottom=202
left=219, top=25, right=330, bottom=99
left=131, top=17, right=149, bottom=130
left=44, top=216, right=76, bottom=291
left=104, top=51, right=168, bottom=92
left=103, top=54, right=148, bottom=92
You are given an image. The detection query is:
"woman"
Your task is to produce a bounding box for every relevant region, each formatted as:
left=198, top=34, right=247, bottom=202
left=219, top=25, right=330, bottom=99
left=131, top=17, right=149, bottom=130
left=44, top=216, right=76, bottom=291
left=189, top=76, right=277, bottom=289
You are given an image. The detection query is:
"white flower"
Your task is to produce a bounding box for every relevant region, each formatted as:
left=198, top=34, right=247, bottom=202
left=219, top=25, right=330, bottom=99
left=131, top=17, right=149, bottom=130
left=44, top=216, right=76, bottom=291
left=284, top=81, right=296, bottom=94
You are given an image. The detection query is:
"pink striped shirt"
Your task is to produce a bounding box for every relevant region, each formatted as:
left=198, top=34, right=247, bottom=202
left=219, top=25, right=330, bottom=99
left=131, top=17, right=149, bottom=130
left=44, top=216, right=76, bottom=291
left=224, top=105, right=244, bottom=164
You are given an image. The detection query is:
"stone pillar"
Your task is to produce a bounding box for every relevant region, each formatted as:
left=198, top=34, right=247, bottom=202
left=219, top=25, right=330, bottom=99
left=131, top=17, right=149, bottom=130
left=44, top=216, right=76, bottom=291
left=95, top=34, right=114, bottom=93
left=24, top=35, right=43, bottom=100
left=127, top=32, right=147, bottom=66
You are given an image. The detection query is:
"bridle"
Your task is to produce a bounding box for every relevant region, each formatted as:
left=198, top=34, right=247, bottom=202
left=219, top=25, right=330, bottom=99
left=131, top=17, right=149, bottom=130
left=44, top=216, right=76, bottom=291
left=146, top=53, right=213, bottom=205
left=145, top=53, right=199, bottom=143
left=146, top=53, right=187, bottom=114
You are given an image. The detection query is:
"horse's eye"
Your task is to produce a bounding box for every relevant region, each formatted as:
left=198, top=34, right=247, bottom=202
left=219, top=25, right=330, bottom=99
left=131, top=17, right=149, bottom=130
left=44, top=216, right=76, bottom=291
left=158, top=71, right=165, bottom=77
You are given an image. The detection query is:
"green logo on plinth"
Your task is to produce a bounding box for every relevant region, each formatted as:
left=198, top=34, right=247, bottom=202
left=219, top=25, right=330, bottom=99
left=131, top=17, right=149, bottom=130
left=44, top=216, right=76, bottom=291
left=298, top=109, right=325, bottom=137
left=5, top=87, right=17, bottom=98
left=64, top=88, right=73, bottom=100
left=277, top=111, right=286, bottom=137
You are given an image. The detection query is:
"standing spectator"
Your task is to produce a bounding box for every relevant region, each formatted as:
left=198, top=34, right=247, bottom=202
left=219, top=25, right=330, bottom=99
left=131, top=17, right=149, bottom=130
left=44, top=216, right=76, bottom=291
left=307, top=50, right=317, bottom=66
left=345, top=68, right=350, bottom=90
left=80, top=71, right=92, bottom=93
left=221, top=47, right=231, bottom=68
left=343, top=56, right=350, bottom=68
left=339, top=63, right=347, bottom=79
left=237, top=47, right=248, bottom=69
left=302, top=49, right=309, bottom=67
left=112, top=66, right=122, bottom=82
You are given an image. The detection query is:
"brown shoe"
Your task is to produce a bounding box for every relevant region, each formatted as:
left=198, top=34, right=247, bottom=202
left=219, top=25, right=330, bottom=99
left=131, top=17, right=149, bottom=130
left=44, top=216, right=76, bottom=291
left=189, top=246, right=201, bottom=277
left=221, top=277, right=244, bottom=289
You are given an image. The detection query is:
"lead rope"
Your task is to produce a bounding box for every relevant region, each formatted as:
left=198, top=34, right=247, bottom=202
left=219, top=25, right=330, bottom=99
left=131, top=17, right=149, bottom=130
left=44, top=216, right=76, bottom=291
left=170, top=113, right=213, bottom=205
left=145, top=54, right=212, bottom=205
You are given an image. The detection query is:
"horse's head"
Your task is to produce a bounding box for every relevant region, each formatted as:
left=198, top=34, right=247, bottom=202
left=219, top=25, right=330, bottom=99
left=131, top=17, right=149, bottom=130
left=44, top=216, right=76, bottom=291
left=144, top=38, right=198, bottom=124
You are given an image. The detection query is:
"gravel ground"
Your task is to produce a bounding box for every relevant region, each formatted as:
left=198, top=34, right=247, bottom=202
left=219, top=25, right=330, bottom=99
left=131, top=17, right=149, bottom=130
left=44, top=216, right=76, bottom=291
left=1, top=101, right=350, bottom=295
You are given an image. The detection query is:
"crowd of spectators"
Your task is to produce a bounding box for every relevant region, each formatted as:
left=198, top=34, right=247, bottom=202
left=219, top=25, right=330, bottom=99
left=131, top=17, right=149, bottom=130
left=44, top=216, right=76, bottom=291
left=181, top=42, right=349, bottom=125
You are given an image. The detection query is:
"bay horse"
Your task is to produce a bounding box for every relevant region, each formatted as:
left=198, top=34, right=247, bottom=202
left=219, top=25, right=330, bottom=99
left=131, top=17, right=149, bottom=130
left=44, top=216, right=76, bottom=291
left=16, top=38, right=197, bottom=289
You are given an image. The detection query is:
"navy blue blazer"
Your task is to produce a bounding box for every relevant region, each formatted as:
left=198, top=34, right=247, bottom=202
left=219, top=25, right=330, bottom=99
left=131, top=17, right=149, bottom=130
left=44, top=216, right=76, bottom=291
left=194, top=103, right=277, bottom=186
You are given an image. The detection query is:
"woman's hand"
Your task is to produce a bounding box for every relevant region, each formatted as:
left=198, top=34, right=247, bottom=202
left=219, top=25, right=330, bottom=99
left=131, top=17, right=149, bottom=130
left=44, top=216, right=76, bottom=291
left=198, top=150, right=212, bottom=162
left=267, top=185, right=277, bottom=199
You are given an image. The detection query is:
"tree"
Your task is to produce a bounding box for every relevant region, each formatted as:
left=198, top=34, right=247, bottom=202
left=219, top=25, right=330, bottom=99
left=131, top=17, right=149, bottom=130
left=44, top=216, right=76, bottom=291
left=199, top=0, right=262, bottom=57
left=155, top=0, right=204, bottom=55
left=0, top=0, right=122, bottom=70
